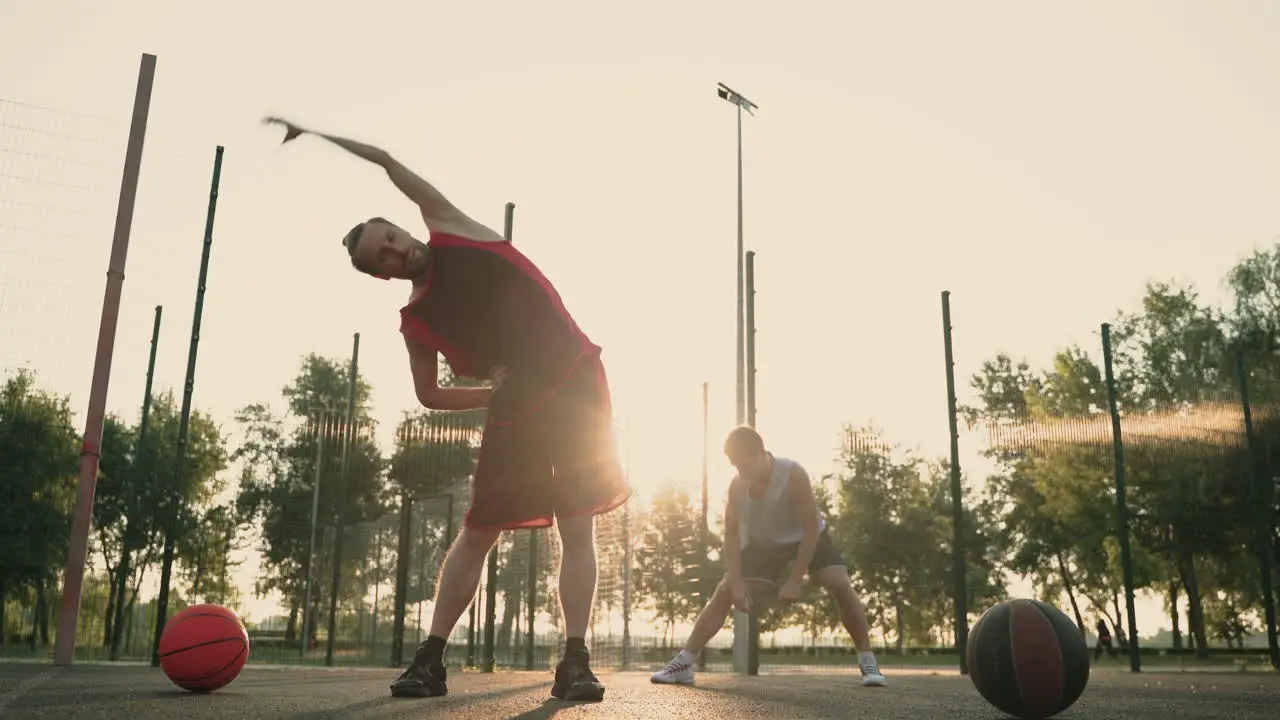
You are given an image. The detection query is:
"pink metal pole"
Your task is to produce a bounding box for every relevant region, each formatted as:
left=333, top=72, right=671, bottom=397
left=53, top=53, right=157, bottom=666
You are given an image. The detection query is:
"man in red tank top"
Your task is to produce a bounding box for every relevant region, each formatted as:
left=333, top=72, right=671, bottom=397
left=266, top=117, right=630, bottom=702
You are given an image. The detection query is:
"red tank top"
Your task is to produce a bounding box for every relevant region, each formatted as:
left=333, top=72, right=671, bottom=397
left=399, top=232, right=599, bottom=392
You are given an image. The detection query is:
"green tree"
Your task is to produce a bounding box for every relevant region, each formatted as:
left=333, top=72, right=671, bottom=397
left=592, top=505, right=639, bottom=641
left=235, top=353, right=386, bottom=644
left=969, top=349, right=1114, bottom=634
left=1225, top=244, right=1280, bottom=383
left=176, top=503, right=242, bottom=606
left=93, top=414, right=134, bottom=649
left=0, top=371, right=78, bottom=648
left=830, top=430, right=965, bottom=648
left=388, top=410, right=479, bottom=499
left=1109, top=282, right=1245, bottom=656
left=1224, top=244, right=1280, bottom=629
left=970, top=280, right=1262, bottom=656
left=1198, top=550, right=1264, bottom=649
left=925, top=460, right=1006, bottom=637
left=635, top=485, right=701, bottom=647
left=387, top=365, right=485, bottom=642
left=92, top=392, right=228, bottom=652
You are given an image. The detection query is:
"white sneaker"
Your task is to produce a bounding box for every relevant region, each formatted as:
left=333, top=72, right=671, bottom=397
left=650, top=654, right=696, bottom=685
left=860, top=662, right=887, bottom=687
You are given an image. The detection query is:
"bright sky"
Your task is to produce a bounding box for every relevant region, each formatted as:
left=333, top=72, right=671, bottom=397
left=2, top=0, right=1279, bottom=642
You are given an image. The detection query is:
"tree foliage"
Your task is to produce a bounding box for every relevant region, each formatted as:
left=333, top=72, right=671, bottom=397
left=0, top=371, right=78, bottom=647
left=635, top=486, right=703, bottom=647
left=9, top=239, right=1280, bottom=661
left=234, top=353, right=386, bottom=643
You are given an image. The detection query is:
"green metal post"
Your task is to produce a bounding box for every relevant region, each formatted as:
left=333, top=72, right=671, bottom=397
left=153, top=147, right=223, bottom=666
left=483, top=548, right=498, bottom=672
left=480, top=202, right=515, bottom=673
left=442, top=492, right=455, bottom=659
left=111, top=304, right=161, bottom=661
left=391, top=490, right=413, bottom=667
left=325, top=333, right=361, bottom=666
left=467, top=601, right=477, bottom=667
left=525, top=530, right=538, bottom=669
left=941, top=291, right=969, bottom=674
left=1235, top=348, right=1280, bottom=669
left=444, top=493, right=455, bottom=563
left=1101, top=323, right=1141, bottom=672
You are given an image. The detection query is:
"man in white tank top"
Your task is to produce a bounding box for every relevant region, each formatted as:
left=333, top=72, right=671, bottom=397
left=651, top=426, right=887, bottom=687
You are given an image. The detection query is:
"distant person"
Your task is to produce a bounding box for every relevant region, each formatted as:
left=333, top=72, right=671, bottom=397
left=264, top=117, right=631, bottom=702
left=649, top=426, right=887, bottom=687
left=1095, top=618, right=1116, bottom=660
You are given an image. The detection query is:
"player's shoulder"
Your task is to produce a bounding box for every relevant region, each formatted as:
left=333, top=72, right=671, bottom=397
left=425, top=214, right=506, bottom=244
left=774, top=455, right=803, bottom=471
left=777, top=457, right=810, bottom=481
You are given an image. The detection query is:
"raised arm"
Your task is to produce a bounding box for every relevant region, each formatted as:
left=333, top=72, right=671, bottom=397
left=264, top=117, right=489, bottom=234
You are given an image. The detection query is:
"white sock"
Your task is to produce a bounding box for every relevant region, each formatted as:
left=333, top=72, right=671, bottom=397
left=676, top=649, right=696, bottom=666
left=859, top=651, right=878, bottom=667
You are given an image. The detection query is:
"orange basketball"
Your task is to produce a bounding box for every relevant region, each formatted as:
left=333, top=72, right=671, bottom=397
left=158, top=604, right=250, bottom=692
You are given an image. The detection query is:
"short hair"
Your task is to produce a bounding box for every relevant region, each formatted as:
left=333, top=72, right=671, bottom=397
left=724, top=425, right=766, bottom=457
left=341, top=217, right=392, bottom=273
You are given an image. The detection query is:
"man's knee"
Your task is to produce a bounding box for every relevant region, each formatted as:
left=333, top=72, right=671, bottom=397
left=707, top=576, right=735, bottom=606
left=812, top=565, right=855, bottom=593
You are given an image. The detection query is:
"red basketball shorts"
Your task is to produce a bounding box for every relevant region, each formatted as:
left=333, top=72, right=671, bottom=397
left=465, top=355, right=631, bottom=529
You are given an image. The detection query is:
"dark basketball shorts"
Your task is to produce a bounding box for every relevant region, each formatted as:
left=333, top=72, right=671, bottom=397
left=741, top=529, right=847, bottom=583
left=465, top=354, right=631, bottom=530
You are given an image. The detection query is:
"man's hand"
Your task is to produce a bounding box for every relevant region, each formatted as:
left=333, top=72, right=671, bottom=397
left=262, top=116, right=306, bottom=144
left=730, top=576, right=751, bottom=613
left=778, top=576, right=804, bottom=605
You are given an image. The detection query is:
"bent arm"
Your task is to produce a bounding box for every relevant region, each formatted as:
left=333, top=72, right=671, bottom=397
left=723, top=476, right=745, bottom=582
left=405, top=338, right=493, bottom=411
left=785, top=464, right=821, bottom=583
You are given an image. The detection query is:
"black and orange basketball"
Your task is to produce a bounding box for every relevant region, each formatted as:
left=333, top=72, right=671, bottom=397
left=966, top=599, right=1089, bottom=719
left=158, top=603, right=250, bottom=692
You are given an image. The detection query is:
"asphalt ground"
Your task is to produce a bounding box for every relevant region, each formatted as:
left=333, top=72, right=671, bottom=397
left=0, top=662, right=1276, bottom=719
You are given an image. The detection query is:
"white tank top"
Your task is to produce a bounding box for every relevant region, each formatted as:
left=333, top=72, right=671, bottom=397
left=737, top=455, right=826, bottom=548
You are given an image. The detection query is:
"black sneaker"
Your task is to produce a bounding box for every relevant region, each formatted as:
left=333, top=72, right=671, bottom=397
left=551, top=655, right=605, bottom=702
left=389, top=661, right=448, bottom=698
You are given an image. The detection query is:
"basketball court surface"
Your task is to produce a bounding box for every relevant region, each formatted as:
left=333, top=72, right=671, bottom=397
left=1, top=663, right=1276, bottom=719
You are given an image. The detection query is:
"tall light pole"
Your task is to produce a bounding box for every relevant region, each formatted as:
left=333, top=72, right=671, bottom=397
left=717, top=82, right=758, bottom=428
left=717, top=81, right=757, bottom=676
